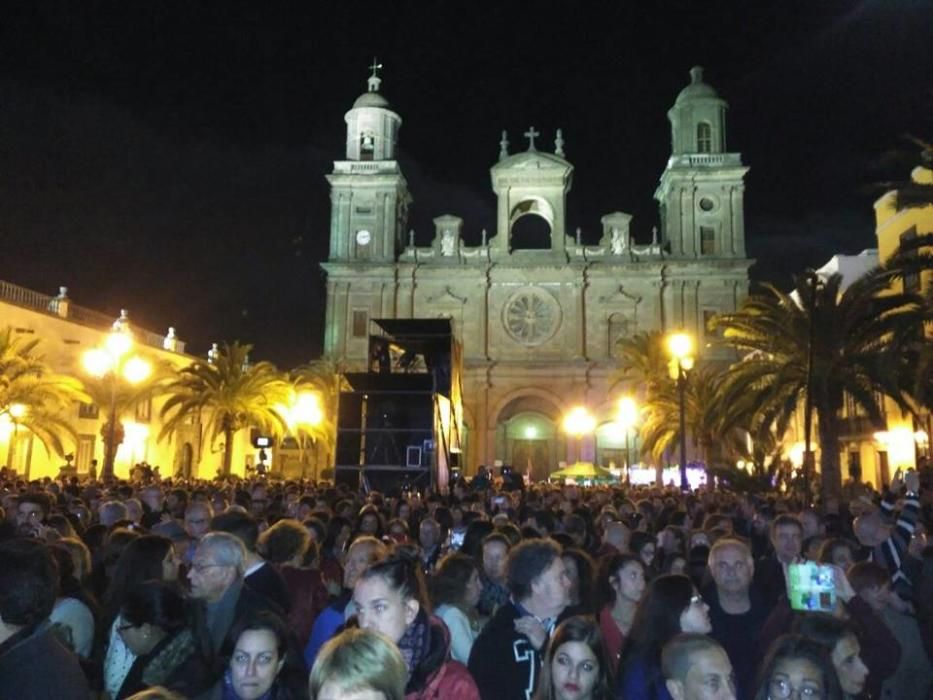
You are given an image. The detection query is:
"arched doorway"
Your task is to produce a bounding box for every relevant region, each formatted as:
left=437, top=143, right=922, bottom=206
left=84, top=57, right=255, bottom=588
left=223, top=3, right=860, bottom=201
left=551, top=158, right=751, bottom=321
left=493, top=392, right=565, bottom=482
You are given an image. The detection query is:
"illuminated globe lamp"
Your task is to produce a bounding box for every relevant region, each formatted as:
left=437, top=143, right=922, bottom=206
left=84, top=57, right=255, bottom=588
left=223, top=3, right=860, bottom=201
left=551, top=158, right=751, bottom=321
left=82, top=312, right=153, bottom=480
left=666, top=330, right=695, bottom=491
left=563, top=406, right=596, bottom=464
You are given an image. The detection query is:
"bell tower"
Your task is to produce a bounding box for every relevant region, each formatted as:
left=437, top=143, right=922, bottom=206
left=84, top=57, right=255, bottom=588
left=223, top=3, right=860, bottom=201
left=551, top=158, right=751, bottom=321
left=326, top=61, right=411, bottom=263
left=655, top=67, right=748, bottom=259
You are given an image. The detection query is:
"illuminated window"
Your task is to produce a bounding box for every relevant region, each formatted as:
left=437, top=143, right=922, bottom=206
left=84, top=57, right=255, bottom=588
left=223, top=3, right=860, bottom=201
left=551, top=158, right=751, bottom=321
left=360, top=132, right=375, bottom=161
left=78, top=402, right=99, bottom=419
left=352, top=310, right=368, bottom=338
left=696, top=122, right=712, bottom=153
left=135, top=395, right=151, bottom=422
left=700, top=227, right=716, bottom=255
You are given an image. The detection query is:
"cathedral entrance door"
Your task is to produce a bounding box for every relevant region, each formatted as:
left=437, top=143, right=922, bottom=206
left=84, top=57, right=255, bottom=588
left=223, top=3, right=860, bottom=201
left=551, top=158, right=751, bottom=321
left=511, top=439, right=550, bottom=482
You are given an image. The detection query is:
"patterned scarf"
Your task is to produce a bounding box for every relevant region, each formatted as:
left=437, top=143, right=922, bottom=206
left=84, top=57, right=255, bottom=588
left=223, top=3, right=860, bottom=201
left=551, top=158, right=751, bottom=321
left=396, top=611, right=432, bottom=678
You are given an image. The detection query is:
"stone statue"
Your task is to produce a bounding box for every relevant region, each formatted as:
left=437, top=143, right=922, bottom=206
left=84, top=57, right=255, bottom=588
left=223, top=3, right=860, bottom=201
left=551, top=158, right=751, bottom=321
left=575, top=227, right=582, bottom=246
left=610, top=227, right=626, bottom=255
left=499, top=131, right=509, bottom=160
left=481, top=228, right=488, bottom=246
left=555, top=128, right=565, bottom=158
left=651, top=226, right=658, bottom=246
left=409, top=229, right=416, bottom=248
left=441, top=229, right=456, bottom=256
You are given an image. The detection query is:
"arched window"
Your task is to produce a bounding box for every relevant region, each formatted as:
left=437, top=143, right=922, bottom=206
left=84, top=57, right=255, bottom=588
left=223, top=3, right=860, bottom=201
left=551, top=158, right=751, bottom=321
left=696, top=122, right=712, bottom=153
left=360, top=132, right=375, bottom=160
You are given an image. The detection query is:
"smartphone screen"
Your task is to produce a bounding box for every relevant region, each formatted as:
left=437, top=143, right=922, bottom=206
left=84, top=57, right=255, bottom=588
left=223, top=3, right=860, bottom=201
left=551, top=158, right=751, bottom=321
left=787, top=562, right=836, bottom=612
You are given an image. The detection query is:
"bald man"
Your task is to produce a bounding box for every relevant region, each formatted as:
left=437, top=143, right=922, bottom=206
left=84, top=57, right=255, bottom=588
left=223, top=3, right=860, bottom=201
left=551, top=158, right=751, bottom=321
left=704, top=538, right=771, bottom=700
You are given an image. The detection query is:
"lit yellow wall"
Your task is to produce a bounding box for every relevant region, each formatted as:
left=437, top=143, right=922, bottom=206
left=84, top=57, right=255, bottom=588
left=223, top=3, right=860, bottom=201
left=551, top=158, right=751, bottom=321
left=872, top=165, right=932, bottom=474
left=0, top=300, right=251, bottom=480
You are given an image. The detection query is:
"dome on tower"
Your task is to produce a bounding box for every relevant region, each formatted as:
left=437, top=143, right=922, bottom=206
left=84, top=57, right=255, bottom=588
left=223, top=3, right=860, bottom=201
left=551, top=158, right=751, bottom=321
left=353, top=90, right=390, bottom=109
left=675, top=66, right=720, bottom=104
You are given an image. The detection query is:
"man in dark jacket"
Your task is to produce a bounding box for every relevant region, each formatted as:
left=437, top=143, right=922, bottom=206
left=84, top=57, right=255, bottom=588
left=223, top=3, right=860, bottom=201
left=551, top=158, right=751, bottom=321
left=210, top=510, right=292, bottom=613
left=0, top=538, right=90, bottom=700
left=187, top=531, right=283, bottom=654
left=468, top=538, right=571, bottom=700
left=703, top=538, right=772, bottom=700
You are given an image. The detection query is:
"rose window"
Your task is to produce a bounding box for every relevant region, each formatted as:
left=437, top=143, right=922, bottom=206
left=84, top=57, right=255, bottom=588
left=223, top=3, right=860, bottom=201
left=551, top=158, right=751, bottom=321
left=503, top=288, right=560, bottom=346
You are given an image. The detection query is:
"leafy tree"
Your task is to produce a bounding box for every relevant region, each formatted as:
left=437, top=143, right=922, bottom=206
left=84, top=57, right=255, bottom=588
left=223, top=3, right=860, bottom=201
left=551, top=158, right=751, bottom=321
left=159, top=342, right=291, bottom=476
left=613, top=331, right=748, bottom=478
left=0, top=327, right=86, bottom=469
left=713, top=266, right=925, bottom=502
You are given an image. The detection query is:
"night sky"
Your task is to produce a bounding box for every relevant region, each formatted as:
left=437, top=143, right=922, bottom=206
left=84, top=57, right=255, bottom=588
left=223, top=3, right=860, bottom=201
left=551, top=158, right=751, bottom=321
left=2, top=1, right=930, bottom=367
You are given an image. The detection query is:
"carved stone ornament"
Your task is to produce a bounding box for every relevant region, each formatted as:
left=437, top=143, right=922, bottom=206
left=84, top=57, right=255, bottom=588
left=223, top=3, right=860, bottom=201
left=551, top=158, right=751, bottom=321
left=502, top=287, right=561, bottom=346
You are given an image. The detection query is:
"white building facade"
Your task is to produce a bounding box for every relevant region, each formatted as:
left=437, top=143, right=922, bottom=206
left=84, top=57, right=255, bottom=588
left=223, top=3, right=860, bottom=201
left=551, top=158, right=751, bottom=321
left=322, top=66, right=752, bottom=478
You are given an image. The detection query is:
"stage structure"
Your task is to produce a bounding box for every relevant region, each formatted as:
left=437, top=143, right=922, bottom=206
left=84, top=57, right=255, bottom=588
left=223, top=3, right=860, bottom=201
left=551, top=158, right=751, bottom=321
left=334, top=318, right=463, bottom=493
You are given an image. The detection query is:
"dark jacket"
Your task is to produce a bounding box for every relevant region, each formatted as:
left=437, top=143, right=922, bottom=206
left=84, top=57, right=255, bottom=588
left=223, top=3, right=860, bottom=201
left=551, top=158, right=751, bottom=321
left=703, top=582, right=773, bottom=700
left=0, top=621, right=90, bottom=700
left=468, top=602, right=542, bottom=700
left=245, top=561, right=292, bottom=614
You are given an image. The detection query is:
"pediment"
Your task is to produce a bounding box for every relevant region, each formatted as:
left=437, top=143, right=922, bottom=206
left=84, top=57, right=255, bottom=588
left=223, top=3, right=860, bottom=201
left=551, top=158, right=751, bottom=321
left=493, top=150, right=571, bottom=173
left=597, top=285, right=643, bottom=306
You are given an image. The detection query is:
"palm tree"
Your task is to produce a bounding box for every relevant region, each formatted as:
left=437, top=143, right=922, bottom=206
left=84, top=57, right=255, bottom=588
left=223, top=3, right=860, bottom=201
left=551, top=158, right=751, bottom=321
left=159, top=342, right=292, bottom=476
left=713, top=267, right=925, bottom=502
left=0, top=327, right=86, bottom=475
left=613, top=331, right=748, bottom=481
left=637, top=363, right=750, bottom=474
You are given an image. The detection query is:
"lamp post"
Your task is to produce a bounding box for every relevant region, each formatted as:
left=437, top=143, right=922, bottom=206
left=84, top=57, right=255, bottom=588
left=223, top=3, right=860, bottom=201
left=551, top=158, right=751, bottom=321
left=82, top=312, right=152, bottom=481
left=666, top=331, right=695, bottom=491
left=563, top=406, right=596, bottom=464
left=616, top=396, right=638, bottom=481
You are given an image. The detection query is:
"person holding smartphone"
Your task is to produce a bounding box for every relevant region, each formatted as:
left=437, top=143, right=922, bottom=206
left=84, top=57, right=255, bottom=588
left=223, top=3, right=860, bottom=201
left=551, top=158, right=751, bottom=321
left=15, top=493, right=53, bottom=538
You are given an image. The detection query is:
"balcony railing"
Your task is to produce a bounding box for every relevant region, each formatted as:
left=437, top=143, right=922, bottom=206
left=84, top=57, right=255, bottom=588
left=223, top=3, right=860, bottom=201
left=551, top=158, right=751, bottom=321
left=0, top=279, right=183, bottom=352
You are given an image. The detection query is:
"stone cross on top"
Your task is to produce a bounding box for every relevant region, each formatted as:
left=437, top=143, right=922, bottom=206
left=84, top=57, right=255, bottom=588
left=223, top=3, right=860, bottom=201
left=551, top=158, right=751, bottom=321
left=368, top=57, right=383, bottom=92
left=524, top=126, right=540, bottom=151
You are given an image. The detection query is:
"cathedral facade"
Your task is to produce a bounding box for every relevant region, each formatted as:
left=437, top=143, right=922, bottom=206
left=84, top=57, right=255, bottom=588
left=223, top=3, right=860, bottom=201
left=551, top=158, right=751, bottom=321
left=321, top=66, right=751, bottom=478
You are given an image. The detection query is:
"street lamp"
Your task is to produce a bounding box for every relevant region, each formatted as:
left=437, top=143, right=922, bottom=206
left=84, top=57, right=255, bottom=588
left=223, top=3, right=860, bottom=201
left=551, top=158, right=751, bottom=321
left=82, top=311, right=152, bottom=481
left=282, top=390, right=325, bottom=478
left=563, top=406, right=596, bottom=463
left=666, top=331, right=695, bottom=491
left=616, top=396, right=638, bottom=480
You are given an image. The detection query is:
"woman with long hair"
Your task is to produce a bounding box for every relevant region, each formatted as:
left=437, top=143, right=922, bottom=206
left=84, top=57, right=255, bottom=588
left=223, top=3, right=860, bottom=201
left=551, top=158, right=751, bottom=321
left=114, top=581, right=210, bottom=699
left=534, top=616, right=613, bottom=700
left=217, top=610, right=307, bottom=700
left=353, top=551, right=480, bottom=699
left=101, top=535, right=180, bottom=700
left=429, top=553, right=483, bottom=663
left=319, top=516, right=352, bottom=592
left=792, top=615, right=869, bottom=700
left=753, top=634, right=843, bottom=700
left=562, top=548, right=597, bottom=615
left=259, top=518, right=328, bottom=648
left=615, top=574, right=711, bottom=700
left=596, top=554, right=646, bottom=670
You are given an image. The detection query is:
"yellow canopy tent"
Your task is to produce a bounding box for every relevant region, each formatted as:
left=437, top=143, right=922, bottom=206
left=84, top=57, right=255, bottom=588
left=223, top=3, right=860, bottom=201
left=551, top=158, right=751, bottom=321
left=549, top=461, right=617, bottom=481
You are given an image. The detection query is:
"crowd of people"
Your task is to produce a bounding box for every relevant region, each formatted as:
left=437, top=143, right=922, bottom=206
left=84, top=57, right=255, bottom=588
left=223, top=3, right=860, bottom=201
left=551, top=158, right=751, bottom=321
left=0, top=463, right=931, bottom=700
